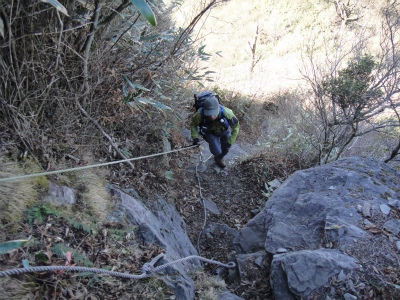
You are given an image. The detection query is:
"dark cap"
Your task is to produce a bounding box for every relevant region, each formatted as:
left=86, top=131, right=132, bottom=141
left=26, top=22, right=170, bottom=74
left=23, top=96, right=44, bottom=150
left=203, top=96, right=219, bottom=116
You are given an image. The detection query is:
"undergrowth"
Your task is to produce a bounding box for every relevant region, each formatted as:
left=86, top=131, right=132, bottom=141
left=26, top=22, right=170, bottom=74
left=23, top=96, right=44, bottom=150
left=0, top=201, right=172, bottom=299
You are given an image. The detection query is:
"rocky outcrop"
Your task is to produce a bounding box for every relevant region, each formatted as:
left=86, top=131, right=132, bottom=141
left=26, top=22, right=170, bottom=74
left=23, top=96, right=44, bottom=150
left=233, top=157, right=400, bottom=299
left=108, top=186, right=200, bottom=300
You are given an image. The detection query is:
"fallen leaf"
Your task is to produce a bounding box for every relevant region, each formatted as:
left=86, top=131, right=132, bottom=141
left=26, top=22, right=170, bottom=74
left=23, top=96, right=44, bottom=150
left=369, top=227, right=381, bottom=234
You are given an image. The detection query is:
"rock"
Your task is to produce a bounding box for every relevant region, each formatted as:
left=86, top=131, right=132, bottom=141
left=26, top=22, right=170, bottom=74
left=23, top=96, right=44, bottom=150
left=270, top=249, right=358, bottom=300
left=204, top=223, right=238, bottom=240
left=347, top=279, right=356, bottom=293
left=254, top=256, right=264, bottom=267
left=380, top=204, right=391, bottom=215
left=388, top=198, right=399, bottom=207
left=122, top=188, right=140, bottom=198
left=325, top=215, right=366, bottom=250
left=239, top=141, right=259, bottom=156
left=363, top=219, right=374, bottom=229
left=233, top=211, right=267, bottom=254
left=108, top=187, right=199, bottom=300
left=251, top=209, right=260, bottom=216
left=233, top=157, right=400, bottom=298
left=218, top=291, right=245, bottom=300
left=337, top=269, right=346, bottom=281
left=202, top=198, right=220, bottom=215
left=383, top=220, right=400, bottom=235
left=362, top=203, right=371, bottom=217
left=234, top=157, right=400, bottom=255
left=225, top=143, right=249, bottom=161
left=268, top=179, right=281, bottom=189
left=44, top=182, right=75, bottom=206
left=236, top=251, right=268, bottom=284
left=214, top=166, right=222, bottom=172
left=396, top=241, right=400, bottom=251
left=179, top=129, right=191, bottom=141
left=343, top=293, right=357, bottom=300
left=276, top=248, right=289, bottom=253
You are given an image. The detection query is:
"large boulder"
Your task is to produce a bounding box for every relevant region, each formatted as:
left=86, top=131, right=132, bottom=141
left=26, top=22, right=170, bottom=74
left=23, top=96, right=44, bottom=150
left=233, top=157, right=400, bottom=299
left=109, top=186, right=199, bottom=300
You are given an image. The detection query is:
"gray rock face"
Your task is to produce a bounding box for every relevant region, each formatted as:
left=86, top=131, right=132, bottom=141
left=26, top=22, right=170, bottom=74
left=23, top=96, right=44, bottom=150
left=109, top=187, right=199, bottom=300
left=234, top=157, right=400, bottom=298
left=235, top=157, right=400, bottom=254
left=233, top=212, right=267, bottom=254
left=270, top=249, right=358, bottom=300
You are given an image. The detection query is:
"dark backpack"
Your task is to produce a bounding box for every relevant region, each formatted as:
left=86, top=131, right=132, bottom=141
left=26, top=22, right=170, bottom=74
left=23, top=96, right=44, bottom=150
left=193, top=92, right=230, bottom=133
left=193, top=92, right=219, bottom=111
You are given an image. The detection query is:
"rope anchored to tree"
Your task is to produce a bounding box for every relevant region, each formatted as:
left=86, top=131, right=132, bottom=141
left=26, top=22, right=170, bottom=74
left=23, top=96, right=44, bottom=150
left=0, top=253, right=235, bottom=279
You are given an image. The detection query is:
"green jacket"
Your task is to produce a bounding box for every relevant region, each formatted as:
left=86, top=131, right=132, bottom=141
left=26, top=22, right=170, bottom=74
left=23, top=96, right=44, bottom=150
left=190, top=106, right=240, bottom=145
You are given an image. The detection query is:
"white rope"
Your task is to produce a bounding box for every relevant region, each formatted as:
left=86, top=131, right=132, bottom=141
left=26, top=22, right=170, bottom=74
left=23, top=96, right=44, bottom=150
left=0, top=145, right=198, bottom=182
left=0, top=253, right=235, bottom=279
left=196, top=150, right=208, bottom=255
left=195, top=146, right=213, bottom=255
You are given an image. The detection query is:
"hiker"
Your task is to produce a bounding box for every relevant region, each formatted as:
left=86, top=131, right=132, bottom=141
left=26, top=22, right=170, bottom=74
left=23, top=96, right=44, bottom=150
left=190, top=92, right=240, bottom=168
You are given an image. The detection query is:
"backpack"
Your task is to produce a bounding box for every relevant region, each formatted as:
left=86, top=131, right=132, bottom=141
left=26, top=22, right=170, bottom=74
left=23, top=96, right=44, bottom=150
left=193, top=92, right=218, bottom=111
left=193, top=92, right=230, bottom=133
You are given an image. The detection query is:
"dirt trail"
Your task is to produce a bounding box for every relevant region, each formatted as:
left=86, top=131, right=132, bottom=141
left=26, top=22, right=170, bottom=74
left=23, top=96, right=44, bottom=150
left=174, top=141, right=272, bottom=299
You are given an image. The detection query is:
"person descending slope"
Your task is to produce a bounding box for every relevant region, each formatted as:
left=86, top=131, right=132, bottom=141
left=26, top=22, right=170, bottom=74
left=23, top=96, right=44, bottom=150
left=190, top=92, right=240, bottom=168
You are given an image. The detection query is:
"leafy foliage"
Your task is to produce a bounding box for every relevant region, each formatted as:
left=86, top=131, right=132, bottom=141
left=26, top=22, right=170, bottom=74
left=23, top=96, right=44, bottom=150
left=0, top=238, right=30, bottom=255
left=320, top=54, right=380, bottom=110
left=25, top=203, right=59, bottom=225
left=129, top=0, right=157, bottom=26
left=64, top=217, right=92, bottom=234
left=41, top=0, right=69, bottom=16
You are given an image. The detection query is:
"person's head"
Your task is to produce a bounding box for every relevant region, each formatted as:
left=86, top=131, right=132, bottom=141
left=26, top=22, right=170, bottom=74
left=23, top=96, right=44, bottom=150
left=202, top=94, right=219, bottom=121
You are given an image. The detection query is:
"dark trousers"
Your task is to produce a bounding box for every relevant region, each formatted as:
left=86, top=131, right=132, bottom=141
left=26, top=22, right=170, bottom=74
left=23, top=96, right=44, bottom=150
left=204, top=128, right=231, bottom=158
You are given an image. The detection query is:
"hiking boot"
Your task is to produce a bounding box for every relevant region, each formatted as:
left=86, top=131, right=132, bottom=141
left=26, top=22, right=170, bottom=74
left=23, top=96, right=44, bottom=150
left=214, top=156, right=226, bottom=168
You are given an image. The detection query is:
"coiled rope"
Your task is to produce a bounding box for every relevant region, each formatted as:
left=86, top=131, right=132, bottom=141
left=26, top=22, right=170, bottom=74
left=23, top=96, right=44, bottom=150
left=0, top=253, right=235, bottom=279
left=0, top=145, right=199, bottom=182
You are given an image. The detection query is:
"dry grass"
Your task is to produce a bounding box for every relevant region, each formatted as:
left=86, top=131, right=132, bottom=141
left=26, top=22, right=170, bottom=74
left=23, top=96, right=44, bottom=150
left=194, top=271, right=226, bottom=300
left=80, top=169, right=111, bottom=223
left=0, top=159, right=44, bottom=233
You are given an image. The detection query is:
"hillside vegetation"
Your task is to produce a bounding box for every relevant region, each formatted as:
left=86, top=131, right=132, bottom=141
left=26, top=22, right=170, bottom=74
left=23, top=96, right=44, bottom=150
left=0, top=0, right=400, bottom=299
left=187, top=0, right=400, bottom=165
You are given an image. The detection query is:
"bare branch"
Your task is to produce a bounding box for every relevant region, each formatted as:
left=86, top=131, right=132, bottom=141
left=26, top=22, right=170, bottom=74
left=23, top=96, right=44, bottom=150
left=75, top=98, right=135, bottom=170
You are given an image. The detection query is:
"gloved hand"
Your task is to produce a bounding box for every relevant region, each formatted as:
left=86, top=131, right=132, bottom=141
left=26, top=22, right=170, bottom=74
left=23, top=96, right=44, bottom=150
left=193, top=138, right=200, bottom=146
